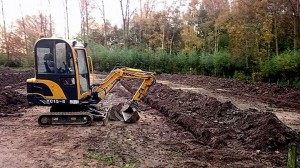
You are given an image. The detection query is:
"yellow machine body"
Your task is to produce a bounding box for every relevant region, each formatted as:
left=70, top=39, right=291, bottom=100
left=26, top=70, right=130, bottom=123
left=26, top=38, right=155, bottom=125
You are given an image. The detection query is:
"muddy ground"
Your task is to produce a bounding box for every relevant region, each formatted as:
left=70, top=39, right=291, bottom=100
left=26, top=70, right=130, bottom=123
left=0, top=68, right=300, bottom=167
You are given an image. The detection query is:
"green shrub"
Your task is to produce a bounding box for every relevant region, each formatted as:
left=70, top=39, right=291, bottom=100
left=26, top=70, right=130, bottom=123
left=89, top=43, right=300, bottom=86
left=233, top=71, right=249, bottom=80
left=213, top=51, right=232, bottom=76
left=260, top=57, right=278, bottom=80
left=259, top=50, right=300, bottom=81
left=251, top=72, right=264, bottom=82
left=293, top=79, right=300, bottom=88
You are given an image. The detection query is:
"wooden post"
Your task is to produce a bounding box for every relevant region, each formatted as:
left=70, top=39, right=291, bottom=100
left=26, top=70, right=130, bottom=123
left=288, top=143, right=297, bottom=168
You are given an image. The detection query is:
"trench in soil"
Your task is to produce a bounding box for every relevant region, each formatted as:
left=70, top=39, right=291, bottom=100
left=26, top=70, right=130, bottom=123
left=0, top=70, right=299, bottom=167
left=158, top=79, right=300, bottom=131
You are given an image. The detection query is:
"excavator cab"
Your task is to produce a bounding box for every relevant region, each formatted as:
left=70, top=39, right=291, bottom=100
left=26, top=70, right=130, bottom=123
left=27, top=38, right=91, bottom=106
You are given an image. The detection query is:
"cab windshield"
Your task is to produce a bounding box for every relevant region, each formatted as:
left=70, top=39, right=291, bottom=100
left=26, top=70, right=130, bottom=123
left=36, top=40, right=74, bottom=74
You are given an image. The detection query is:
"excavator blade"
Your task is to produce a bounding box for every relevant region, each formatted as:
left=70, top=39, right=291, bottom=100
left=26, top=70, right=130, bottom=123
left=108, top=103, right=140, bottom=123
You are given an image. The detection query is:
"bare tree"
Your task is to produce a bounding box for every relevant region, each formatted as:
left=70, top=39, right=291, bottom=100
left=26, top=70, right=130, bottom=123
left=1, top=0, right=9, bottom=59
left=85, top=0, right=89, bottom=42
left=63, top=0, right=70, bottom=39
left=79, top=0, right=91, bottom=42
left=101, top=0, right=107, bottom=46
left=18, top=0, right=28, bottom=55
left=40, top=12, right=48, bottom=36
left=288, top=0, right=300, bottom=52
left=94, top=0, right=107, bottom=46
left=79, top=0, right=85, bottom=40
left=120, top=0, right=130, bottom=48
left=294, top=0, right=299, bottom=51
left=139, top=0, right=142, bottom=44
left=48, top=0, right=53, bottom=37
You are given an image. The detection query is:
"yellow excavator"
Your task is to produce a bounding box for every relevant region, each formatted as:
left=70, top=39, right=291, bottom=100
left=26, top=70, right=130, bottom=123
left=26, top=36, right=155, bottom=126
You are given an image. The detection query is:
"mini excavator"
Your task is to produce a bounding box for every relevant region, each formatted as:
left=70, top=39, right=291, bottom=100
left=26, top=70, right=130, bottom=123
left=26, top=35, right=155, bottom=126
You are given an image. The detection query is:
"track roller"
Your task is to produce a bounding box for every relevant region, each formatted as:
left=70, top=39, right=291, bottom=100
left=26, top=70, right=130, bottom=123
left=38, top=112, right=93, bottom=126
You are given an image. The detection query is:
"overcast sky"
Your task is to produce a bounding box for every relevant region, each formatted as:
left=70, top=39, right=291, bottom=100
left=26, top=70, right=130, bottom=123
left=1, top=0, right=141, bottom=38
left=1, top=0, right=186, bottom=39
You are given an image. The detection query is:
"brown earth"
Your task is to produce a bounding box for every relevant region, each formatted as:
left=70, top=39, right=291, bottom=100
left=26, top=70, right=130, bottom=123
left=0, top=67, right=33, bottom=116
left=0, top=68, right=300, bottom=167
left=156, top=74, right=300, bottom=110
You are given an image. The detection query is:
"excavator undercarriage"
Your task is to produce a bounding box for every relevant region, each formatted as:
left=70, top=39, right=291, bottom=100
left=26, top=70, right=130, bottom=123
left=37, top=105, right=107, bottom=126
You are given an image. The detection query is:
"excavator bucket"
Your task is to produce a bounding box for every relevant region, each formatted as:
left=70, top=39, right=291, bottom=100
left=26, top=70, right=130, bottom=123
left=108, top=102, right=140, bottom=123
left=121, top=103, right=140, bottom=123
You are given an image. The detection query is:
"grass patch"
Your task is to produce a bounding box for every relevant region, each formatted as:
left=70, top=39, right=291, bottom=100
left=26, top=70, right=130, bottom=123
left=10, top=67, right=33, bottom=72
left=89, top=152, right=115, bottom=166
left=88, top=152, right=139, bottom=168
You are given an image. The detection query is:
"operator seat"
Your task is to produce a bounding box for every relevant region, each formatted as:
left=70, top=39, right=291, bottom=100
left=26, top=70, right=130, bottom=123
left=44, top=53, right=54, bottom=73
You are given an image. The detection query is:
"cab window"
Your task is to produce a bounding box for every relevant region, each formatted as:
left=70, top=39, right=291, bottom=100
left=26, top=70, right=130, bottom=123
left=56, top=43, right=74, bottom=74
left=36, top=40, right=74, bottom=74
left=37, top=47, right=51, bottom=73
left=76, top=49, right=89, bottom=93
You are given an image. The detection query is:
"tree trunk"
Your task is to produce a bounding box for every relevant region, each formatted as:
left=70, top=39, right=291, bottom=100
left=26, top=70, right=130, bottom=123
left=294, top=0, right=299, bottom=52
left=1, top=0, right=9, bottom=59
left=161, top=25, right=165, bottom=50
left=48, top=0, right=52, bottom=37
left=102, top=0, right=107, bottom=47
left=139, top=0, right=143, bottom=45
left=274, top=9, right=279, bottom=56
left=120, top=0, right=126, bottom=48
left=79, top=0, right=86, bottom=41
left=19, top=0, right=28, bottom=55
left=85, top=0, right=89, bottom=42
left=169, top=28, right=175, bottom=55
left=214, top=26, right=218, bottom=53
left=126, top=0, right=130, bottom=48
left=65, top=0, right=69, bottom=39
left=120, top=0, right=130, bottom=48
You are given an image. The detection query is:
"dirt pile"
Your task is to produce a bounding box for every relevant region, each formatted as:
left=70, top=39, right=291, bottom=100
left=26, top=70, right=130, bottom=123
left=0, top=90, right=27, bottom=115
left=0, top=67, right=33, bottom=88
left=0, top=67, right=33, bottom=116
left=158, top=74, right=300, bottom=109
left=121, top=80, right=299, bottom=150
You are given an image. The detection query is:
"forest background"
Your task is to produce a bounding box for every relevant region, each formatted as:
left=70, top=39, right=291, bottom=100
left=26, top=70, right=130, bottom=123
left=0, top=0, right=300, bottom=86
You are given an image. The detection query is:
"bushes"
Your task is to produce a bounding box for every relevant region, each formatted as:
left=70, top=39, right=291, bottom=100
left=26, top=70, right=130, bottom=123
left=233, top=71, right=249, bottom=80
left=90, top=46, right=236, bottom=76
left=0, top=55, right=23, bottom=68
left=259, top=50, right=300, bottom=83
left=89, top=45, right=300, bottom=86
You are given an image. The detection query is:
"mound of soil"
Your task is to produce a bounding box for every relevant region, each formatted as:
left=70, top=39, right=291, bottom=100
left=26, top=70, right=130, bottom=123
left=121, top=80, right=299, bottom=150
left=0, top=67, right=33, bottom=88
left=157, top=74, right=300, bottom=109
left=0, top=90, right=27, bottom=116
left=0, top=67, right=33, bottom=116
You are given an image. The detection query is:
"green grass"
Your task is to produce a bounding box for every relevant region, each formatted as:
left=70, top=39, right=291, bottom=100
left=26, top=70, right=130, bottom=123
left=10, top=67, right=33, bottom=71
left=89, top=152, right=115, bottom=166
left=88, top=152, right=139, bottom=168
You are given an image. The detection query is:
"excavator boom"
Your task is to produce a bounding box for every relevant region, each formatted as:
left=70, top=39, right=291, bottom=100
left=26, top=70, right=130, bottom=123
left=95, top=67, right=155, bottom=101
left=92, top=67, right=156, bottom=123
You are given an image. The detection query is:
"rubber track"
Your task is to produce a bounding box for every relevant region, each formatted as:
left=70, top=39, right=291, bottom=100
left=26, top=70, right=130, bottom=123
left=38, top=112, right=93, bottom=126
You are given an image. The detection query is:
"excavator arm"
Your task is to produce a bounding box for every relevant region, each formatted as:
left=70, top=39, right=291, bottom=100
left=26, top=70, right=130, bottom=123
left=91, top=67, right=155, bottom=123
left=94, top=67, right=155, bottom=102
